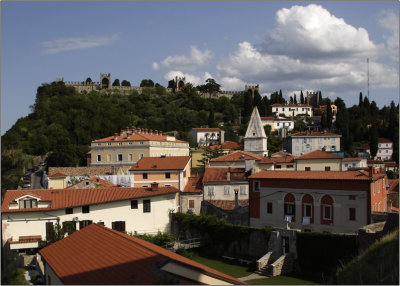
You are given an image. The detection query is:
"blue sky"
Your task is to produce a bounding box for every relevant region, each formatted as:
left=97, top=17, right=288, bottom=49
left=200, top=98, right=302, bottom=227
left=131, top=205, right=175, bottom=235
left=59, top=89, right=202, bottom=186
left=2, top=1, right=399, bottom=134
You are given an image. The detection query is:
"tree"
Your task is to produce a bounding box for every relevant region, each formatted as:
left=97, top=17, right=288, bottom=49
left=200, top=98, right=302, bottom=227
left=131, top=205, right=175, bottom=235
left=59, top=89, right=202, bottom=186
left=112, top=79, right=120, bottom=86
left=197, top=146, right=224, bottom=167
left=359, top=92, right=363, bottom=107
left=253, top=90, right=262, bottom=110
left=326, top=100, right=333, bottom=129
left=264, top=125, right=272, bottom=136
left=85, top=77, right=92, bottom=84
left=290, top=96, right=293, bottom=104
left=168, top=79, right=176, bottom=92
left=207, top=106, right=216, bottom=128
left=140, top=79, right=154, bottom=87
left=121, top=80, right=131, bottom=87
left=205, top=78, right=221, bottom=97
left=300, top=90, right=304, bottom=104
left=369, top=123, right=379, bottom=159
left=294, top=94, right=297, bottom=104
left=243, top=90, right=253, bottom=119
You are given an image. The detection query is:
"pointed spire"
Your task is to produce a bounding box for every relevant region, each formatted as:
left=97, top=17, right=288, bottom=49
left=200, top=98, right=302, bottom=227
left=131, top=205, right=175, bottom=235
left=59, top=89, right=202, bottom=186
left=245, top=107, right=267, bottom=138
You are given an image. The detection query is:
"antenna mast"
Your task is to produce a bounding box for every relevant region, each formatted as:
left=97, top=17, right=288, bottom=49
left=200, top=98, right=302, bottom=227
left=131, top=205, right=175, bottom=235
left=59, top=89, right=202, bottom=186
left=367, top=57, right=370, bottom=100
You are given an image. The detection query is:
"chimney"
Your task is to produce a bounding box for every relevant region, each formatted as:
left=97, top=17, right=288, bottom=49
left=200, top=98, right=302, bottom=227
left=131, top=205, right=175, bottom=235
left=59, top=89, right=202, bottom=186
left=368, top=166, right=373, bottom=177
left=120, top=129, right=124, bottom=136
left=151, top=182, right=159, bottom=191
left=150, top=129, right=153, bottom=134
left=114, top=133, right=118, bottom=141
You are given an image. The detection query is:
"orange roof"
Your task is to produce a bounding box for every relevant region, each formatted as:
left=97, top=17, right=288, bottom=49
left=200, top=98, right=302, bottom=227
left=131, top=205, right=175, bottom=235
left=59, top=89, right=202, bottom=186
left=384, top=161, right=398, bottom=167
left=47, top=172, right=68, bottom=178
left=388, top=179, right=399, bottom=194
left=378, top=138, right=393, bottom=143
left=249, top=170, right=385, bottom=181
left=203, top=168, right=247, bottom=182
left=209, top=141, right=241, bottom=150
left=39, top=224, right=244, bottom=285
left=192, top=128, right=222, bottom=132
left=129, top=156, right=190, bottom=171
left=295, top=150, right=343, bottom=160
left=289, top=131, right=341, bottom=137
left=92, top=131, right=187, bottom=144
left=271, top=151, right=295, bottom=158
left=271, top=103, right=311, bottom=107
left=210, top=151, right=262, bottom=162
left=269, top=157, right=295, bottom=164
left=183, top=177, right=203, bottom=193
left=343, top=157, right=362, bottom=162
left=2, top=187, right=178, bottom=213
left=66, top=177, right=117, bottom=189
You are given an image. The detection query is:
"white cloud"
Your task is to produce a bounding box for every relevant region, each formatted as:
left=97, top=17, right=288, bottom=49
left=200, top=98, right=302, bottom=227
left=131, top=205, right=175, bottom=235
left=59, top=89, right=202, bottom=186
left=154, top=46, right=213, bottom=72
left=42, top=34, right=120, bottom=54
left=163, top=70, right=213, bottom=86
left=378, top=9, right=399, bottom=62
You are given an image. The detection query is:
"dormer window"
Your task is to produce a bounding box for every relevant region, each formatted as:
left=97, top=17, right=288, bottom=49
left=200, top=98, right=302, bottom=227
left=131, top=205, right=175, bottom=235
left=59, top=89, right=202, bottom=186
left=19, top=198, right=38, bottom=209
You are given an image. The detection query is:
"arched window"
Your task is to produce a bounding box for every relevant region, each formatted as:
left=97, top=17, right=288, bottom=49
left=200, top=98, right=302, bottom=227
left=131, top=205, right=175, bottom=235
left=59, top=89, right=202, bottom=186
left=321, top=195, right=334, bottom=225
left=302, top=194, right=314, bottom=224
left=284, top=193, right=296, bottom=222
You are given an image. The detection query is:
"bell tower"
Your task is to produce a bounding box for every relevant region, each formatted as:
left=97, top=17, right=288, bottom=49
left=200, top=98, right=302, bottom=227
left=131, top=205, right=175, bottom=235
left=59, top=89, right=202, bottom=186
left=100, top=73, right=111, bottom=89
left=244, top=107, right=268, bottom=156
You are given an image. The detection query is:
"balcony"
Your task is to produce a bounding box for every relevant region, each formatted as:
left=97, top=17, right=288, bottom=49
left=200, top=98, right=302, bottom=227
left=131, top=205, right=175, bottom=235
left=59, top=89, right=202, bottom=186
left=8, top=235, right=42, bottom=250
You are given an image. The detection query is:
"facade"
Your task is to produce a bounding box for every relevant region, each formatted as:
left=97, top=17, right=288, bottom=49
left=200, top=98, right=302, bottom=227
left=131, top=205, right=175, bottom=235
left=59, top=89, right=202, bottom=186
left=284, top=131, right=341, bottom=156
left=342, top=157, right=367, bottom=171
left=244, top=107, right=268, bottom=156
left=387, top=179, right=399, bottom=213
left=39, top=223, right=243, bottom=285
left=181, top=177, right=203, bottom=215
left=295, top=150, right=343, bottom=171
left=189, top=128, right=225, bottom=146
left=202, top=168, right=249, bottom=210
left=2, top=185, right=179, bottom=251
left=66, top=177, right=117, bottom=189
left=375, top=138, right=393, bottom=160
left=129, top=156, right=191, bottom=191
left=209, top=151, right=262, bottom=169
left=191, top=141, right=241, bottom=168
left=89, top=127, right=189, bottom=167
left=271, top=104, right=313, bottom=118
left=260, top=117, right=294, bottom=132
left=248, top=169, right=387, bottom=233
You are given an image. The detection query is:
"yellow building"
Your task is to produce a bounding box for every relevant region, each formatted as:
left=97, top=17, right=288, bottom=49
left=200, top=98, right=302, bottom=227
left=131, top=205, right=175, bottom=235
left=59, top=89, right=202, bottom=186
left=191, top=141, right=241, bottom=168
left=89, top=127, right=189, bottom=167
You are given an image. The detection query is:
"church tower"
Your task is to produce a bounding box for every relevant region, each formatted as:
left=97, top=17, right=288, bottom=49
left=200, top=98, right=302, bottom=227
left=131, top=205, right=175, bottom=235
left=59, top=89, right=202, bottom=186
left=244, top=107, right=268, bottom=156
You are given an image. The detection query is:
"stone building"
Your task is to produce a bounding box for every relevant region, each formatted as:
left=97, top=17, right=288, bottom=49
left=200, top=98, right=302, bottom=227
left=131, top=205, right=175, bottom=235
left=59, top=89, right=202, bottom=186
left=244, top=107, right=268, bottom=157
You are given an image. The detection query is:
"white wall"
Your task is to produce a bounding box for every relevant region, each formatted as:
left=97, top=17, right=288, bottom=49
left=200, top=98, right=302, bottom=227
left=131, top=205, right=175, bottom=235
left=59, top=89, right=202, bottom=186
left=203, top=182, right=248, bottom=201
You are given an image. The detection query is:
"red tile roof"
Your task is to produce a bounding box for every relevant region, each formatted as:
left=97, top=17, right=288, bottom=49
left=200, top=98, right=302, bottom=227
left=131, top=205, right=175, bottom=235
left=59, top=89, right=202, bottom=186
left=378, top=138, right=393, bottom=143
left=209, top=141, right=241, bottom=150
left=210, top=151, right=262, bottom=162
left=66, top=177, right=117, bottom=189
left=295, top=150, right=343, bottom=160
left=388, top=179, right=399, bottom=194
left=183, top=177, right=203, bottom=193
left=271, top=151, right=295, bottom=158
left=231, top=126, right=240, bottom=130
left=48, top=166, right=117, bottom=177
left=270, top=157, right=295, bottom=164
left=1, top=187, right=178, bottom=213
left=342, top=157, right=362, bottom=162
left=39, top=224, right=244, bottom=285
left=92, top=131, right=187, bottom=144
left=271, top=103, right=311, bottom=107
left=206, top=200, right=249, bottom=210
left=129, top=156, right=190, bottom=171
left=384, top=161, right=398, bottom=167
left=192, top=128, right=223, bottom=132
left=288, top=131, right=341, bottom=137
left=203, top=168, right=247, bottom=182
left=249, top=170, right=385, bottom=181
left=47, top=172, right=68, bottom=178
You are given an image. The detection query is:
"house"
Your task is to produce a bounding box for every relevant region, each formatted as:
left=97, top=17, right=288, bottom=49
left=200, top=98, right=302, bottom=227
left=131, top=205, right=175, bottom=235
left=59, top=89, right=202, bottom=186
left=244, top=107, right=268, bottom=156
left=189, top=128, right=224, bottom=146
left=181, top=176, right=203, bottom=214
left=202, top=168, right=249, bottom=210
left=47, top=166, right=133, bottom=188
left=342, top=157, right=367, bottom=171
left=209, top=151, right=262, bottom=169
left=39, top=223, right=244, bottom=285
left=191, top=141, right=241, bottom=168
left=248, top=168, right=387, bottom=233
left=66, top=177, right=117, bottom=189
left=294, top=150, right=343, bottom=171
left=376, top=138, right=393, bottom=160
left=261, top=117, right=294, bottom=132
left=129, top=156, right=191, bottom=191
left=1, top=184, right=179, bottom=252
left=89, top=126, right=189, bottom=167
left=271, top=103, right=313, bottom=118
left=387, top=179, right=399, bottom=213
left=283, top=131, right=341, bottom=156
left=384, top=161, right=399, bottom=174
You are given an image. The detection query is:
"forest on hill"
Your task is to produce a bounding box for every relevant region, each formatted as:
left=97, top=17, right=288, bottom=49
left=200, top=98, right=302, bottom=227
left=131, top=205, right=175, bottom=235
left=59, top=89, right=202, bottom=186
left=1, top=79, right=398, bottom=194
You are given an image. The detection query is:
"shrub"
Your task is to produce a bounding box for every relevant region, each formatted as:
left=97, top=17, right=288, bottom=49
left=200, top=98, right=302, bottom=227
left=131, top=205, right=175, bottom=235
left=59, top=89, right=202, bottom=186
left=128, top=231, right=175, bottom=247
left=8, top=268, right=29, bottom=285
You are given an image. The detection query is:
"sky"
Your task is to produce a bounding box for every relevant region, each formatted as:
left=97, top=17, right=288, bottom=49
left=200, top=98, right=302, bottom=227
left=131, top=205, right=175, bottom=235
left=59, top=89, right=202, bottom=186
left=1, top=1, right=399, bottom=134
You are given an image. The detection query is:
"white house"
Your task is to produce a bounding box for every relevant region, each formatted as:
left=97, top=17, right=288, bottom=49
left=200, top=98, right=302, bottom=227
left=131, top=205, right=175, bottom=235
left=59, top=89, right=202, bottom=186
left=376, top=138, right=393, bottom=160
left=342, top=157, right=367, bottom=171
left=261, top=117, right=294, bottom=132
left=1, top=185, right=178, bottom=252
left=283, top=131, right=341, bottom=156
left=189, top=128, right=224, bottom=146
left=271, top=104, right=313, bottom=118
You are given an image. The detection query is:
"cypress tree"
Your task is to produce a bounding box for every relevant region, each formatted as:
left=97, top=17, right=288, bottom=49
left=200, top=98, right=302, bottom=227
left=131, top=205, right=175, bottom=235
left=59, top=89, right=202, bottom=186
left=294, top=94, right=297, bottom=104
left=359, top=92, right=363, bottom=107
left=207, top=106, right=216, bottom=128
left=327, top=101, right=333, bottom=129
left=369, top=123, right=379, bottom=159
left=300, top=90, right=304, bottom=104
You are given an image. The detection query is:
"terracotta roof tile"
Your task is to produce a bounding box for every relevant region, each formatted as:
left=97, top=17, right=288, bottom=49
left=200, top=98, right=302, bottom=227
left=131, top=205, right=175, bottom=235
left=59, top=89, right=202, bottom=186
left=249, top=170, right=385, bottom=181
left=92, top=131, right=188, bottom=144
left=271, top=103, right=311, bottom=107
left=39, top=224, right=244, bottom=285
left=288, top=131, right=341, bottom=137
left=210, top=151, right=262, bottom=162
left=203, top=168, right=246, bottom=182
left=129, top=156, right=190, bottom=171
left=183, top=177, right=203, bottom=193
left=342, top=157, right=362, bottom=162
left=271, top=151, right=295, bottom=158
left=384, top=161, right=398, bottom=167
left=192, top=128, right=223, bottom=132
left=378, top=138, right=393, bottom=143
left=48, top=166, right=116, bottom=177
left=2, top=187, right=178, bottom=213
left=209, top=141, right=241, bottom=150
left=295, top=150, right=343, bottom=160
left=388, top=179, right=399, bottom=194
left=47, top=172, right=68, bottom=178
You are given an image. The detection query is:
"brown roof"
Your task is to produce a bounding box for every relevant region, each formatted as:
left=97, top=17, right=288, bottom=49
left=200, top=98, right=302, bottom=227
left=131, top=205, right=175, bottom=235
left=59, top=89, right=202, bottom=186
left=48, top=166, right=116, bottom=177
left=47, top=172, right=68, bottom=178
left=1, top=187, right=178, bottom=213
left=378, top=138, right=393, bottom=143
left=66, top=177, right=117, bottom=189
left=260, top=116, right=274, bottom=120
left=289, top=131, right=341, bottom=137
left=209, top=141, right=241, bottom=150
left=388, top=179, right=399, bottom=194
left=271, top=103, right=311, bottom=107
left=249, top=170, right=385, bottom=181
left=206, top=200, right=249, bottom=210
left=192, top=128, right=223, bottom=132
left=183, top=177, right=203, bottom=193
left=270, top=157, right=295, bottom=164
left=129, top=156, right=190, bottom=171
left=39, top=224, right=244, bottom=285
left=295, top=150, right=343, bottom=160
left=343, top=157, right=362, bottom=162
left=203, top=168, right=247, bottom=182
left=210, top=151, right=262, bottom=162
left=271, top=151, right=295, bottom=158
left=92, top=131, right=187, bottom=144
left=384, top=161, right=398, bottom=167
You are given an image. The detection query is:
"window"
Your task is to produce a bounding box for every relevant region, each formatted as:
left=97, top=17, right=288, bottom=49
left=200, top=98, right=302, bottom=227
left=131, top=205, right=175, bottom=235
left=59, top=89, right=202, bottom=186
left=143, top=173, right=148, bottom=179
left=305, top=167, right=311, bottom=171
left=143, top=200, right=151, bottom=213
left=139, top=153, right=144, bottom=159
left=118, top=142, right=122, bottom=146
left=309, top=138, right=312, bottom=143
left=140, top=141, right=144, bottom=145
left=107, top=154, right=111, bottom=162
left=323, top=205, right=332, bottom=220
left=224, top=186, right=230, bottom=195
left=378, top=202, right=381, bottom=211
left=97, top=155, right=101, bottom=162
left=129, top=154, right=133, bottom=161
left=309, top=145, right=312, bottom=151
left=284, top=203, right=295, bottom=216
left=331, top=146, right=336, bottom=151
left=349, top=208, right=356, bottom=221
left=97, top=221, right=105, bottom=226
left=65, top=208, right=73, bottom=214
left=112, top=221, right=126, bottom=232
left=19, top=199, right=38, bottom=209
left=303, top=138, right=307, bottom=144
left=287, top=164, right=294, bottom=168
left=349, top=195, right=356, bottom=200
left=189, top=200, right=195, bottom=209
left=82, top=205, right=90, bottom=213
left=332, top=138, right=336, bottom=143
left=318, top=138, right=322, bottom=143
left=345, top=163, right=348, bottom=167
left=377, top=181, right=380, bottom=193
left=107, top=142, right=111, bottom=146
left=267, top=202, right=273, bottom=214
left=208, top=186, right=214, bottom=196
left=254, top=181, right=260, bottom=191
left=118, top=154, right=123, bottom=161
left=296, top=138, right=299, bottom=143
left=79, top=220, right=92, bottom=229
left=131, top=200, right=138, bottom=209
left=276, top=165, right=282, bottom=169
left=239, top=185, right=246, bottom=195
left=277, top=123, right=280, bottom=127
left=129, top=142, right=133, bottom=145
left=304, top=204, right=312, bottom=218
left=296, top=146, right=299, bottom=151
left=302, top=146, right=306, bottom=152
left=325, top=166, right=331, bottom=171
left=165, top=172, right=171, bottom=179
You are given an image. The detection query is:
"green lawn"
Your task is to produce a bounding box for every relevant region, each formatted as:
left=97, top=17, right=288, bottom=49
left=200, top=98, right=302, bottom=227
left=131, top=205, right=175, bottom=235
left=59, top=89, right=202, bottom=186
left=187, top=251, right=254, bottom=278
left=246, top=276, right=319, bottom=285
